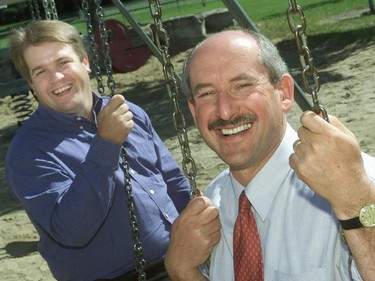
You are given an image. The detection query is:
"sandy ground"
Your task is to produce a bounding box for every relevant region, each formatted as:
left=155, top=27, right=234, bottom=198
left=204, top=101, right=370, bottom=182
left=0, top=31, right=374, bottom=280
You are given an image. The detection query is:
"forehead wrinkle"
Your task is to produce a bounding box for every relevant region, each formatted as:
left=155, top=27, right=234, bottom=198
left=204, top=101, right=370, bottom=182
left=230, top=73, right=252, bottom=82
left=190, top=60, right=248, bottom=95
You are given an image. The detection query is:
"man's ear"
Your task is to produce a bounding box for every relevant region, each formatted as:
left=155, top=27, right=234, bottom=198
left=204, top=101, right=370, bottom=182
left=278, top=74, right=294, bottom=112
left=28, top=80, right=35, bottom=92
left=82, top=56, right=91, bottom=74
left=26, top=82, right=38, bottom=101
left=30, top=89, right=38, bottom=101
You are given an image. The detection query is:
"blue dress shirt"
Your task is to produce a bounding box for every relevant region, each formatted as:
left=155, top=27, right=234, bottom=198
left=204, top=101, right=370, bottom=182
left=204, top=124, right=375, bottom=281
left=6, top=93, right=191, bottom=281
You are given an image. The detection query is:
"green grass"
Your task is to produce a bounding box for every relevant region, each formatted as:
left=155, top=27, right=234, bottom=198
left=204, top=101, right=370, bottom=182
left=1, top=0, right=374, bottom=48
left=240, top=0, right=375, bottom=42
left=104, top=0, right=375, bottom=45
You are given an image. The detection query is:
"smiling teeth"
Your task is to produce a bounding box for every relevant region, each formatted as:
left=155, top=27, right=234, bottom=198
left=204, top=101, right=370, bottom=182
left=221, top=123, right=252, bottom=136
left=53, top=85, right=71, bottom=95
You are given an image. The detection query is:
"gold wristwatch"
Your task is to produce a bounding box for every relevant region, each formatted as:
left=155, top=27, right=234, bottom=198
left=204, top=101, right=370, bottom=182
left=339, top=204, right=375, bottom=230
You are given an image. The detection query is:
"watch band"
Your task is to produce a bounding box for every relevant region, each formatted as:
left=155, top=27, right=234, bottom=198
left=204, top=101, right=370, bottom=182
left=338, top=217, right=363, bottom=230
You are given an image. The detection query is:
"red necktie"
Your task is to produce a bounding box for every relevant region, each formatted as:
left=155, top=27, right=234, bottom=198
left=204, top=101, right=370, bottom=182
left=233, top=191, right=264, bottom=281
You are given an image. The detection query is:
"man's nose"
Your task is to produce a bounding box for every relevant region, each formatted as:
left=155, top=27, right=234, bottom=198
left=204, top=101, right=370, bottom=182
left=50, top=70, right=64, bottom=82
left=216, top=91, right=239, bottom=120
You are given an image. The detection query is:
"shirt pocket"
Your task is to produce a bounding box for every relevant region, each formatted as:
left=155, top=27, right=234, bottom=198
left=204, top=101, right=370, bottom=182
left=271, top=267, right=328, bottom=281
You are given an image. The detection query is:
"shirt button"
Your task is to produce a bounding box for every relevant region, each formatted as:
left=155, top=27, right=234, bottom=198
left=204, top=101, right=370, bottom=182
left=79, top=125, right=84, bottom=130
left=150, top=189, right=155, bottom=195
left=165, top=213, right=169, bottom=219
left=130, top=169, right=135, bottom=174
left=76, top=117, right=82, bottom=121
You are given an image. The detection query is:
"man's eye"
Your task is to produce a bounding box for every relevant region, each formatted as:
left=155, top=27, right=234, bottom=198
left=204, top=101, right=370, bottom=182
left=35, top=69, right=46, bottom=76
left=197, top=91, right=214, bottom=99
left=237, top=83, right=252, bottom=89
left=59, top=60, right=69, bottom=66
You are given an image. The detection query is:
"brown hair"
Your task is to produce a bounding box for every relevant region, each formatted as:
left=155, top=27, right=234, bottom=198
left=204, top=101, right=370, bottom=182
left=8, top=20, right=87, bottom=82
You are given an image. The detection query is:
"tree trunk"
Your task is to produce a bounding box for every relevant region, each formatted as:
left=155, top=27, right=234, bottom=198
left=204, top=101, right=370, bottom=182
left=369, top=0, right=375, bottom=14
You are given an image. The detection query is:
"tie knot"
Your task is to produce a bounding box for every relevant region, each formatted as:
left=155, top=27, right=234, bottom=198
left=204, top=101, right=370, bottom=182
left=238, top=191, right=251, bottom=213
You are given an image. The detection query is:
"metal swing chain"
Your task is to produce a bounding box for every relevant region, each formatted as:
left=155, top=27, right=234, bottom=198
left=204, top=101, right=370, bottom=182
left=119, top=146, right=147, bottom=281
left=41, top=0, right=51, bottom=19
left=28, top=0, right=57, bottom=20
left=82, top=0, right=106, bottom=95
left=286, top=0, right=329, bottom=121
left=93, top=0, right=116, bottom=97
left=82, top=0, right=116, bottom=96
left=41, top=0, right=58, bottom=20
left=81, top=2, right=146, bottom=280
left=27, top=0, right=38, bottom=20
left=48, top=0, right=58, bottom=19
left=148, top=0, right=200, bottom=198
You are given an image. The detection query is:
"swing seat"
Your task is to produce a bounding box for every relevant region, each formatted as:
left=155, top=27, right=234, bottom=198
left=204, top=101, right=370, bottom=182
left=94, top=19, right=151, bottom=73
left=112, top=45, right=151, bottom=73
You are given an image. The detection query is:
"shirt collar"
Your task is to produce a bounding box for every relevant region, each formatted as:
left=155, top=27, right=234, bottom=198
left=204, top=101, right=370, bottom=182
left=37, top=92, right=104, bottom=124
left=230, top=123, right=298, bottom=221
left=92, top=92, right=104, bottom=125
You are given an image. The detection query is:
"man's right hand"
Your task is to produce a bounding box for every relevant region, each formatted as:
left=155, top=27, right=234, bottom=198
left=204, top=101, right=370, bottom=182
left=165, top=196, right=221, bottom=281
left=97, top=94, right=134, bottom=145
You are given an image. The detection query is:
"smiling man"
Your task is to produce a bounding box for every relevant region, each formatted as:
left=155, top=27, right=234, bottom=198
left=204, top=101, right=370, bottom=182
left=5, top=20, right=191, bottom=281
left=164, top=29, right=375, bottom=281
left=25, top=41, right=93, bottom=117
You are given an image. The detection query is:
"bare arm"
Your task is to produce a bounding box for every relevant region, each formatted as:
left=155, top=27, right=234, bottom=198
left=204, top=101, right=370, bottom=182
left=289, top=111, right=375, bottom=280
left=165, top=196, right=221, bottom=281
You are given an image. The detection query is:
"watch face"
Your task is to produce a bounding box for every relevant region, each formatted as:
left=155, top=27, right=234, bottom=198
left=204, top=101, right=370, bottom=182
left=359, top=204, right=375, bottom=227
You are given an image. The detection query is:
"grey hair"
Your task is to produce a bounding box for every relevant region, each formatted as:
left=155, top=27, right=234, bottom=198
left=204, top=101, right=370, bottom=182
left=181, top=29, right=289, bottom=101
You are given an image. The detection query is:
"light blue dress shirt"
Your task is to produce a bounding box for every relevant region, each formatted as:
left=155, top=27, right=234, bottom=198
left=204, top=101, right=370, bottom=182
left=204, top=124, right=375, bottom=281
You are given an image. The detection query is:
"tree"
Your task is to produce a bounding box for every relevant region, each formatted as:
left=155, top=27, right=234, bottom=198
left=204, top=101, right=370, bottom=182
left=369, top=0, right=375, bottom=14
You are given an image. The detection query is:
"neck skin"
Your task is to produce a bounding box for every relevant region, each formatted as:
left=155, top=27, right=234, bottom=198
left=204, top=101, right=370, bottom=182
left=230, top=120, right=287, bottom=187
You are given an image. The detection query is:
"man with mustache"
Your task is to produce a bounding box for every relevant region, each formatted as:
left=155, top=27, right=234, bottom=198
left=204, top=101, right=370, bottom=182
left=164, top=29, right=375, bottom=281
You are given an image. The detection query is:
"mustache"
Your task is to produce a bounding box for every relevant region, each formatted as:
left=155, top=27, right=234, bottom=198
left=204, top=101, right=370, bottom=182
left=208, top=114, right=257, bottom=130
